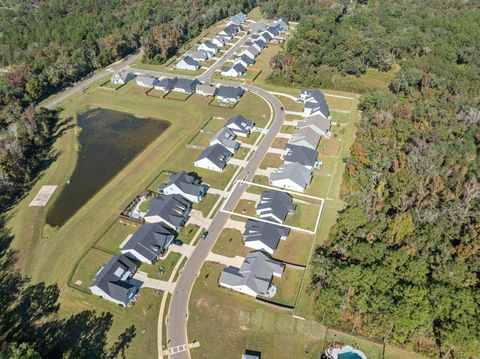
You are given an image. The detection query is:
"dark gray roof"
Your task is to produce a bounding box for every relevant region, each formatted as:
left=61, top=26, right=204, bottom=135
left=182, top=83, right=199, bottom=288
left=284, top=144, right=318, bottom=167
left=192, top=50, right=209, bottom=60
left=252, top=38, right=266, bottom=48
left=181, top=56, right=199, bottom=66
left=195, top=144, right=231, bottom=169
left=174, top=78, right=199, bottom=92
left=260, top=31, right=272, bottom=41
left=223, top=24, right=238, bottom=35
left=156, top=77, right=175, bottom=90
left=211, top=127, right=238, bottom=150
left=159, top=171, right=204, bottom=196
left=216, top=85, right=244, bottom=99
left=137, top=75, right=157, bottom=87
left=243, top=219, right=290, bottom=252
left=123, top=223, right=175, bottom=262
left=219, top=251, right=284, bottom=295
left=257, top=190, right=295, bottom=223
left=301, top=90, right=330, bottom=118
left=270, top=162, right=312, bottom=189
left=266, top=26, right=279, bottom=36
left=232, top=63, right=247, bottom=73
left=203, top=40, right=218, bottom=49
left=226, top=115, right=254, bottom=134
left=237, top=54, right=254, bottom=65
left=146, top=194, right=191, bottom=228
left=91, top=255, right=138, bottom=304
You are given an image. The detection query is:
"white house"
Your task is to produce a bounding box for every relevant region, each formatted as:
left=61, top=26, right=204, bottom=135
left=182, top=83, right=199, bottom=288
left=221, top=63, right=246, bottom=78
left=191, top=50, right=211, bottom=61
left=237, top=46, right=259, bottom=60
left=196, top=84, right=217, bottom=97
left=270, top=162, right=312, bottom=193
left=216, top=85, right=245, bottom=103
left=111, top=71, right=134, bottom=85
left=194, top=144, right=232, bottom=172
left=143, top=194, right=191, bottom=231
left=198, top=40, right=219, bottom=54
left=212, top=36, right=227, bottom=48
left=210, top=127, right=239, bottom=154
left=256, top=190, right=295, bottom=224
left=225, top=115, right=255, bottom=137
left=175, top=56, right=200, bottom=71
left=158, top=171, right=207, bottom=203
left=243, top=219, right=290, bottom=254
left=234, top=54, right=254, bottom=68
left=136, top=75, right=158, bottom=88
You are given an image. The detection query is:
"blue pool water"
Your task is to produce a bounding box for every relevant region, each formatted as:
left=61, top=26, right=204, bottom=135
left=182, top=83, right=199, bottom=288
left=338, top=352, right=363, bottom=359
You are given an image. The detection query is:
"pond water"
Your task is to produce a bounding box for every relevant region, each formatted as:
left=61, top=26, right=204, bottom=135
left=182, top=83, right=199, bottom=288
left=46, top=109, right=170, bottom=227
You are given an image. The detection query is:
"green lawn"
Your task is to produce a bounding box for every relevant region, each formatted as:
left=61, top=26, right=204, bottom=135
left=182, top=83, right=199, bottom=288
left=189, top=131, right=212, bottom=148
left=71, top=248, right=113, bottom=290
left=280, top=125, right=296, bottom=134
left=234, top=199, right=257, bottom=217
left=285, top=202, right=321, bottom=232
left=266, top=267, right=304, bottom=307
left=212, top=228, right=249, bottom=258
left=139, top=196, right=155, bottom=212
left=96, top=221, right=137, bottom=253
left=140, top=252, right=182, bottom=280
left=331, top=111, right=351, bottom=124
left=271, top=137, right=288, bottom=149
left=178, top=224, right=201, bottom=245
left=202, top=117, right=226, bottom=132
left=234, top=146, right=250, bottom=160
left=146, top=171, right=171, bottom=192
left=193, top=193, right=219, bottom=217
left=259, top=153, right=283, bottom=169
left=239, top=131, right=261, bottom=145
left=274, top=232, right=315, bottom=266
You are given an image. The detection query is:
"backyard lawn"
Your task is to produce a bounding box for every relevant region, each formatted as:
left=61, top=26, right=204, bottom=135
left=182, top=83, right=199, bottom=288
left=274, top=232, right=315, bottom=266
left=96, top=221, right=137, bottom=253
left=140, top=252, right=182, bottom=280
left=212, top=228, right=249, bottom=258
left=285, top=202, right=321, bottom=232
left=265, top=267, right=304, bottom=307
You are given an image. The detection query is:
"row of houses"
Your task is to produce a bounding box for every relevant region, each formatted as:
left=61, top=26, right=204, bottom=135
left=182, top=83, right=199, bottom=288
left=269, top=89, right=332, bottom=192
left=90, top=171, right=209, bottom=306
left=194, top=115, right=255, bottom=172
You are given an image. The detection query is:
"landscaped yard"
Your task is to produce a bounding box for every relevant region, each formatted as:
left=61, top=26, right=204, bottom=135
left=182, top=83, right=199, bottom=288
left=96, top=221, right=137, bottom=253
left=71, top=248, right=113, bottom=290
left=285, top=201, right=321, bottom=232
left=265, top=267, right=304, bottom=307
left=259, top=153, right=283, bottom=169
left=140, top=251, right=182, bottom=280
left=193, top=193, right=219, bottom=217
left=212, top=228, right=249, bottom=258
left=274, top=231, right=315, bottom=266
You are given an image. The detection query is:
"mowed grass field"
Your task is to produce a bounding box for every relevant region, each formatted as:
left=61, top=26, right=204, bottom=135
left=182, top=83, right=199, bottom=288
left=7, top=74, right=270, bottom=358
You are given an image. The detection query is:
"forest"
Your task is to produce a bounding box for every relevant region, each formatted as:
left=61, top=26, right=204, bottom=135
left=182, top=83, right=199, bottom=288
left=262, top=0, right=480, bottom=357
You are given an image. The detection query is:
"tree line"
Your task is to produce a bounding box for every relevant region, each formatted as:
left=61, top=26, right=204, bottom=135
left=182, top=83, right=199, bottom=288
left=261, top=0, right=480, bottom=357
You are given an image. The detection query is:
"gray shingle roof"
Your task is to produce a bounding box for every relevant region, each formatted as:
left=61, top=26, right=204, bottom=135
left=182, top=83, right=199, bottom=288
left=216, top=85, right=244, bottom=99
left=301, top=89, right=330, bottom=118
left=243, top=219, right=290, bottom=252
left=196, top=84, right=216, bottom=96
left=232, top=63, right=247, bottom=73
left=223, top=24, right=238, bottom=35
left=159, top=171, right=204, bottom=197
left=195, top=144, right=232, bottom=169
left=226, top=115, right=254, bottom=134
left=156, top=77, right=175, bottom=91
left=266, top=26, right=279, bottom=36
left=91, top=255, right=139, bottom=305
left=211, top=127, right=238, bottom=151
left=136, top=75, right=157, bottom=87
left=219, top=251, right=285, bottom=296
left=181, top=56, right=198, bottom=66
left=289, top=127, right=322, bottom=149
left=256, top=190, right=295, bottom=223
left=284, top=144, right=318, bottom=168
left=298, top=114, right=331, bottom=133
left=191, top=50, right=209, bottom=61
left=236, top=54, right=254, bottom=65
left=203, top=40, right=218, bottom=50
left=174, top=78, right=199, bottom=92
left=146, top=194, right=191, bottom=229
left=123, top=223, right=174, bottom=262
left=270, top=162, right=312, bottom=189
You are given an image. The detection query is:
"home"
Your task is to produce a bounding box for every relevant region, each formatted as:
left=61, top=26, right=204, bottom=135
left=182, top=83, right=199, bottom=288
left=191, top=50, right=211, bottom=62
left=90, top=255, right=141, bottom=306
left=198, top=40, right=219, bottom=54
left=264, top=26, right=280, bottom=37
left=111, top=71, right=134, bottom=85
left=219, top=251, right=285, bottom=297
left=229, top=12, right=248, bottom=26
left=218, top=31, right=233, bottom=42
left=216, top=85, right=245, bottom=103
left=234, top=54, right=254, bottom=68
left=284, top=144, right=319, bottom=170
left=243, top=219, right=290, bottom=254
left=121, top=223, right=175, bottom=264
left=210, top=127, right=239, bottom=154
left=259, top=31, right=273, bottom=43
left=175, top=56, right=200, bottom=71
left=194, top=144, right=232, bottom=172
left=158, top=171, right=207, bottom=203
left=196, top=84, right=217, bottom=97
left=144, top=194, right=192, bottom=231
left=253, top=38, right=267, bottom=50
left=270, top=162, right=312, bottom=192
left=220, top=24, right=239, bottom=38
left=244, top=40, right=262, bottom=53
left=238, top=45, right=260, bottom=59
left=225, top=114, right=255, bottom=137
left=256, top=189, right=295, bottom=224
left=289, top=126, right=322, bottom=150
left=155, top=77, right=176, bottom=92
left=221, top=63, right=246, bottom=78
left=172, top=78, right=199, bottom=94
left=212, top=36, right=228, bottom=48
left=297, top=113, right=331, bottom=137
left=136, top=75, right=158, bottom=88
left=274, top=18, right=289, bottom=32
left=298, top=89, right=331, bottom=118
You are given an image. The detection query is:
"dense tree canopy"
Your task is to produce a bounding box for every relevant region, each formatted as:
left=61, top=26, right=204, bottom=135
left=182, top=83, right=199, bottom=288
left=263, top=1, right=480, bottom=357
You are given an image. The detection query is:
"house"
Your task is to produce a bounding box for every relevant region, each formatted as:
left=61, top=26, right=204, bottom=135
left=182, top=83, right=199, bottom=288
left=274, top=18, right=289, bottom=32
left=219, top=251, right=285, bottom=297
left=234, top=54, right=254, bottom=67
left=216, top=85, right=245, bottom=103
left=289, top=126, right=322, bottom=150
left=259, top=31, right=273, bottom=42
left=225, top=115, right=255, bottom=137
left=284, top=144, right=319, bottom=170
left=243, top=219, right=290, bottom=254
left=212, top=36, right=227, bottom=48
left=253, top=38, right=267, bottom=50
left=210, top=127, right=239, bottom=154
left=155, top=77, right=176, bottom=92
left=175, top=56, right=200, bottom=71
left=172, top=78, right=199, bottom=94
left=121, top=223, right=175, bottom=264
left=191, top=50, right=211, bottom=61
left=194, top=144, right=232, bottom=172
left=297, top=113, right=331, bottom=137
left=298, top=89, right=331, bottom=118
left=136, top=75, right=158, bottom=88
left=144, top=194, right=191, bottom=231
left=219, top=31, right=233, bottom=41
left=265, top=26, right=280, bottom=37
left=230, top=12, right=248, bottom=26
left=256, top=190, right=295, bottom=224
left=196, top=84, right=217, bottom=97
left=270, top=162, right=312, bottom=192
left=90, top=255, right=141, bottom=306
left=245, top=40, right=262, bottom=53
left=158, top=171, right=207, bottom=203
left=238, top=46, right=259, bottom=60
left=111, top=71, right=134, bottom=85
left=221, top=63, right=246, bottom=78
left=220, top=24, right=239, bottom=37
left=198, top=40, right=219, bottom=54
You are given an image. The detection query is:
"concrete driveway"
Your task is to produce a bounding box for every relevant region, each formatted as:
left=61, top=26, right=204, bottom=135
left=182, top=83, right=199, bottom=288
left=133, top=271, right=175, bottom=293
left=187, top=209, right=212, bottom=228
left=225, top=218, right=246, bottom=231
left=206, top=252, right=244, bottom=268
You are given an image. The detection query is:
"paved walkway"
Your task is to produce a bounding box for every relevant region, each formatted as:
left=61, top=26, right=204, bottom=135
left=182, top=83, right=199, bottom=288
left=284, top=120, right=299, bottom=126
left=187, top=209, right=212, bottom=228
left=255, top=167, right=275, bottom=177
left=208, top=187, right=228, bottom=197
left=225, top=218, right=246, bottom=231
left=206, top=252, right=244, bottom=268
left=240, top=143, right=258, bottom=150
left=133, top=271, right=175, bottom=293
left=169, top=243, right=195, bottom=257
left=285, top=110, right=305, bottom=116
left=276, top=132, right=293, bottom=139
left=267, top=147, right=286, bottom=155
left=229, top=158, right=248, bottom=167
left=241, top=192, right=260, bottom=202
